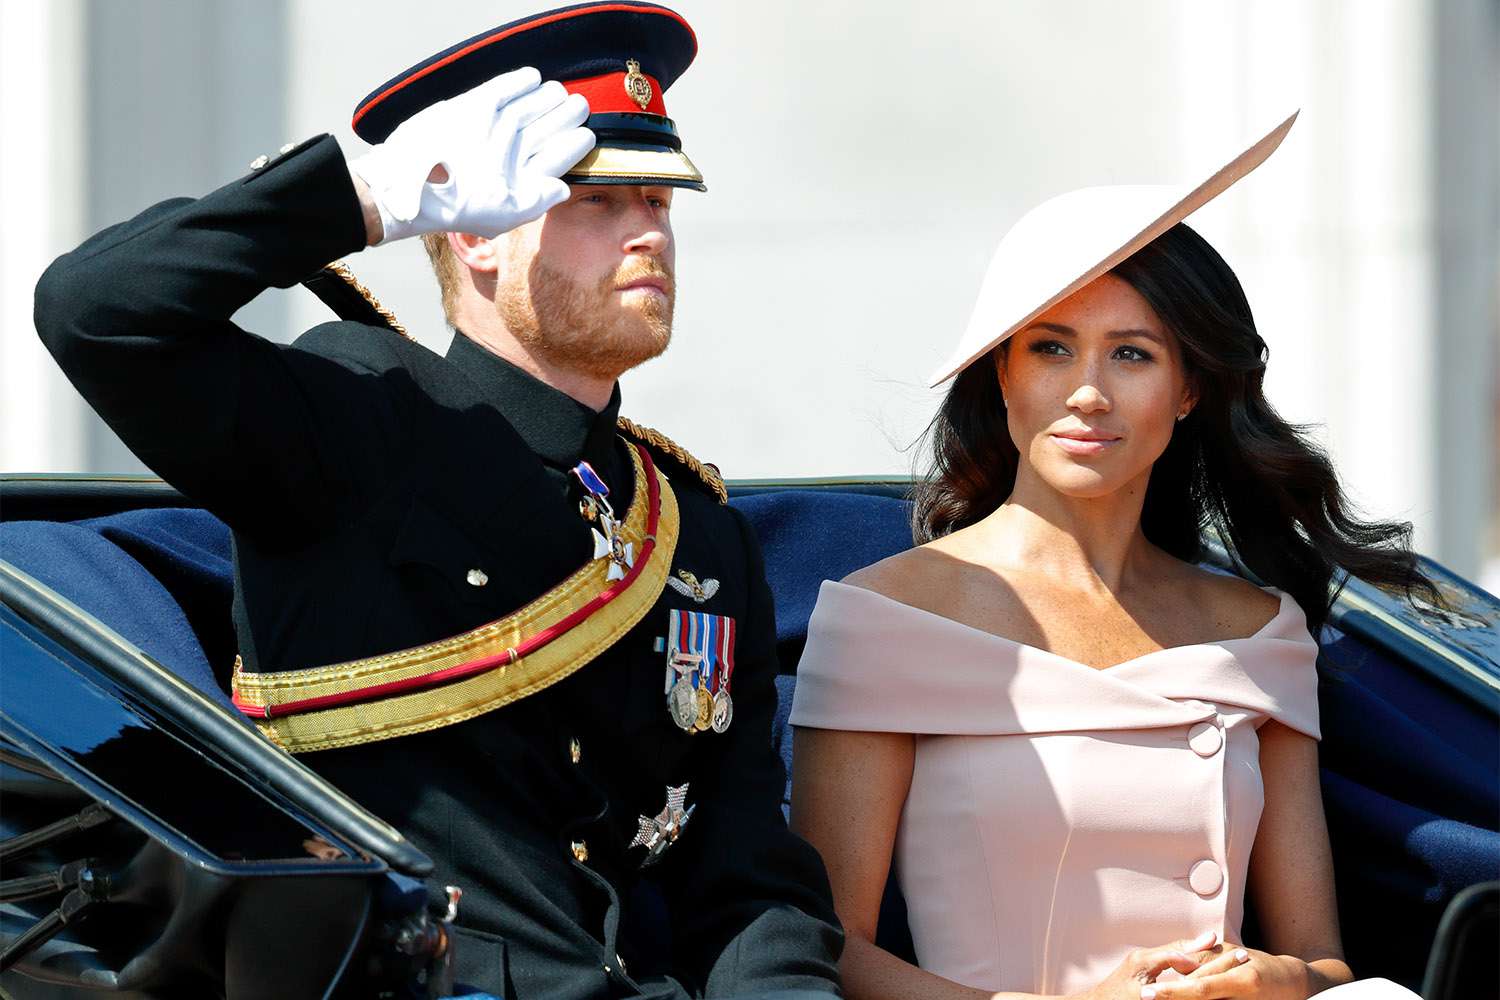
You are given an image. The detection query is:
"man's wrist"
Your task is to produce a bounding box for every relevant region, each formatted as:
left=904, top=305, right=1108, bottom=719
left=349, top=171, right=385, bottom=246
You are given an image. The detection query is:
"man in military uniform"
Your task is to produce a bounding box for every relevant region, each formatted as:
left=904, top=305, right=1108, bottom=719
left=34, top=5, right=842, bottom=997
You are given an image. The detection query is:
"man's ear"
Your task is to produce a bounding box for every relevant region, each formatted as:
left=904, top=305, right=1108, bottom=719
left=447, top=231, right=500, bottom=273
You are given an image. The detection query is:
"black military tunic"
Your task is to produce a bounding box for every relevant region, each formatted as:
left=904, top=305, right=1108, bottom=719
left=34, top=134, right=842, bottom=998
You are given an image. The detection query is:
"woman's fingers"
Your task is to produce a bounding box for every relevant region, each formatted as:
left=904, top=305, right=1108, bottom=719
left=1132, top=946, right=1206, bottom=982
left=1132, top=931, right=1219, bottom=978
left=1185, top=948, right=1249, bottom=979
left=1172, top=930, right=1219, bottom=955
left=1143, top=965, right=1252, bottom=999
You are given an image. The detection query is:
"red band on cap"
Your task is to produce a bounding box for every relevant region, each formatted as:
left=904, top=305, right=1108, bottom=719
left=565, top=70, right=666, bottom=116
left=352, top=3, right=695, bottom=133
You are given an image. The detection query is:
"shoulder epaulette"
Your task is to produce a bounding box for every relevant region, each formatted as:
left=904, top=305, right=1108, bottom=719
left=616, top=416, right=727, bottom=504
left=301, top=260, right=413, bottom=340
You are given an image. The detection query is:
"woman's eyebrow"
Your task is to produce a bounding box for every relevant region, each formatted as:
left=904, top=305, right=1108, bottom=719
left=1107, top=328, right=1165, bottom=344
left=1023, top=322, right=1165, bottom=345
left=1025, top=322, right=1076, bottom=336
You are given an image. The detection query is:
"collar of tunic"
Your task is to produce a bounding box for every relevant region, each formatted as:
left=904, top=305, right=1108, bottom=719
left=447, top=331, right=622, bottom=472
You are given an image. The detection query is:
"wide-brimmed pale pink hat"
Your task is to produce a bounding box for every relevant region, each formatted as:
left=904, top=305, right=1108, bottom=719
left=930, top=111, right=1299, bottom=387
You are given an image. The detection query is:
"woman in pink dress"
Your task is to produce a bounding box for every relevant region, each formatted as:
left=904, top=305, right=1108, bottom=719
left=789, top=115, right=1435, bottom=1000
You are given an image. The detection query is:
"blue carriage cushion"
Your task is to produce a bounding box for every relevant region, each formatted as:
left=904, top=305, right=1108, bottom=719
left=729, top=491, right=914, bottom=655
left=0, top=509, right=237, bottom=715
left=733, top=490, right=921, bottom=962
left=81, top=508, right=237, bottom=686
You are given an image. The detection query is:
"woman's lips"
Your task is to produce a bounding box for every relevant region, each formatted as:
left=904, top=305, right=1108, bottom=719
left=1050, top=432, right=1121, bottom=456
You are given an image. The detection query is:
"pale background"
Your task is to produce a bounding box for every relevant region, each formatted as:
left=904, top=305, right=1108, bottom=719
left=2, top=0, right=1497, bottom=587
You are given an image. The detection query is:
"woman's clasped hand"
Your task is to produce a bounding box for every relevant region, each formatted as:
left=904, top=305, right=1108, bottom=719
left=1069, top=930, right=1224, bottom=999
left=1142, top=945, right=1317, bottom=1000
left=1064, top=931, right=1313, bottom=1000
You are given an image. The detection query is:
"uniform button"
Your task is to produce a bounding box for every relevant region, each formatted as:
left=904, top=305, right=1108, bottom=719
left=248, top=154, right=270, bottom=170
left=1188, top=859, right=1223, bottom=896
left=569, top=738, right=581, bottom=764
left=466, top=568, right=489, bottom=587
left=1187, top=721, right=1223, bottom=757
left=278, top=142, right=296, bottom=154
left=571, top=840, right=589, bottom=862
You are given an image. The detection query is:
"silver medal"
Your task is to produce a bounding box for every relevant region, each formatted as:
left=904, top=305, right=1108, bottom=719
left=669, top=678, right=699, bottom=731
left=710, top=690, right=734, bottom=733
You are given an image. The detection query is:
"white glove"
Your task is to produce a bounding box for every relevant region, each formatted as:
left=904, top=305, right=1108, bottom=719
left=350, top=67, right=595, bottom=245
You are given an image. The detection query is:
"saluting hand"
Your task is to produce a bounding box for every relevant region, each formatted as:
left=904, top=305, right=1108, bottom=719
left=349, top=66, right=595, bottom=245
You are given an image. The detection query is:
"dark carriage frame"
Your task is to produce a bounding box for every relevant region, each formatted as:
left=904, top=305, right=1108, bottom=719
left=1, top=472, right=1496, bottom=999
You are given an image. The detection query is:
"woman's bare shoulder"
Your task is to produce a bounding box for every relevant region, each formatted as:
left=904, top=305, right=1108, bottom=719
left=839, top=541, right=960, bottom=606
left=838, top=531, right=1005, bottom=619
left=1177, top=563, right=1285, bottom=636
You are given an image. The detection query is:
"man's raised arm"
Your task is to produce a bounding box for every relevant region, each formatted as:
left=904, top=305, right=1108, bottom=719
left=33, top=70, right=591, bottom=542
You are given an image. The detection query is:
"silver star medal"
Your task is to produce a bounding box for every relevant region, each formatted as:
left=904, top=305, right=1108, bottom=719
left=630, top=783, right=694, bottom=864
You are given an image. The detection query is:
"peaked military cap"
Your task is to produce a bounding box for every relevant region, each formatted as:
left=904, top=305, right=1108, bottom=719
left=351, top=1, right=705, bottom=191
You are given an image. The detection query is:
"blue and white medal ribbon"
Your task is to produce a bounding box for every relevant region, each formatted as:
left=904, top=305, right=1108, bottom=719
left=571, top=460, right=633, bottom=580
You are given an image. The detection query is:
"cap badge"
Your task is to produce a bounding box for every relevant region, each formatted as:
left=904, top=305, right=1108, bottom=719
left=624, top=59, right=653, bottom=110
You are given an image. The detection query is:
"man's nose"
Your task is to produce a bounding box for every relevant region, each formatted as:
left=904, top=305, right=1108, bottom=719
left=623, top=195, right=670, bottom=257
left=624, top=225, right=669, bottom=257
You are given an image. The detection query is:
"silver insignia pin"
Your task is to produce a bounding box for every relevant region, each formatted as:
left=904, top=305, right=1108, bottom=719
left=666, top=569, right=719, bottom=604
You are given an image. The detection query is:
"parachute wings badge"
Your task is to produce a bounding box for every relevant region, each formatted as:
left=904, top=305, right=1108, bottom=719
left=666, top=569, right=719, bottom=604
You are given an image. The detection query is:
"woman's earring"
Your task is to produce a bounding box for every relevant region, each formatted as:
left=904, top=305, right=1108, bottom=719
left=1176, top=411, right=1188, bottom=422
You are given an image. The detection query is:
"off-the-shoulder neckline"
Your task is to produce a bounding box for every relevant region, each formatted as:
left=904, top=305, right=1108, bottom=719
left=822, top=580, right=1300, bottom=673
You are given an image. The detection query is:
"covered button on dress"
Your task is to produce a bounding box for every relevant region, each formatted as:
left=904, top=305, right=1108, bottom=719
left=790, top=581, right=1417, bottom=999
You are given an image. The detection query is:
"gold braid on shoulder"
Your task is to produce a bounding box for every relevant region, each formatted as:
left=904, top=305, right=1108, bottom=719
left=301, top=260, right=413, bottom=340
left=616, top=416, right=727, bottom=504
left=326, top=261, right=412, bottom=339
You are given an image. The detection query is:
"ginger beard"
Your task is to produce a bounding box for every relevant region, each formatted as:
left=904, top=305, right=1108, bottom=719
left=496, top=249, right=675, bottom=382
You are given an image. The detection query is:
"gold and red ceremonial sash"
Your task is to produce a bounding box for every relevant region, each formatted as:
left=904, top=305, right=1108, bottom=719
left=232, top=442, right=679, bottom=753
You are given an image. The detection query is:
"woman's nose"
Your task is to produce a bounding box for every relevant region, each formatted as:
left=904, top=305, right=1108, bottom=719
left=1065, top=381, right=1110, bottom=413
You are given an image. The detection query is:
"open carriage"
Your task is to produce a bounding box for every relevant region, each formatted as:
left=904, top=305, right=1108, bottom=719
left=1, top=267, right=1496, bottom=998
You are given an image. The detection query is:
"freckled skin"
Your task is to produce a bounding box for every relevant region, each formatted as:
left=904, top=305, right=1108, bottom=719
left=846, top=271, right=1276, bottom=666
left=998, top=273, right=1193, bottom=503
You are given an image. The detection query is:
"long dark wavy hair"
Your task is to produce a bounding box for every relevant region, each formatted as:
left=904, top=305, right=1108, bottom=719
left=912, top=222, right=1436, bottom=629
